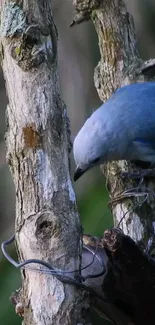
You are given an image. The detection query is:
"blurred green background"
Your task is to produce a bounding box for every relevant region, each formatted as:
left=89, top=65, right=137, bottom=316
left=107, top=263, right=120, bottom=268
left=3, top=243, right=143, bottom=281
left=0, top=0, right=155, bottom=324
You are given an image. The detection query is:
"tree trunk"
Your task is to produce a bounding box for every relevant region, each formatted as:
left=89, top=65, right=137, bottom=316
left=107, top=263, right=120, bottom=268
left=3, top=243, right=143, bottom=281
left=0, top=1, right=90, bottom=324
left=2, top=0, right=155, bottom=324
left=72, top=0, right=155, bottom=253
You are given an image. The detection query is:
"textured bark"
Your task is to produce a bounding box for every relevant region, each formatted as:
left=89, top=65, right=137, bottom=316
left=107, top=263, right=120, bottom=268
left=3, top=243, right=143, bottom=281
left=0, top=1, right=90, bottom=324
left=73, top=0, right=155, bottom=253
left=2, top=0, right=155, bottom=324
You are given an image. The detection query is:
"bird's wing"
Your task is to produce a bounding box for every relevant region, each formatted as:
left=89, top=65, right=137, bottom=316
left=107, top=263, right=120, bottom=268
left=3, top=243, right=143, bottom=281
left=132, top=139, right=155, bottom=162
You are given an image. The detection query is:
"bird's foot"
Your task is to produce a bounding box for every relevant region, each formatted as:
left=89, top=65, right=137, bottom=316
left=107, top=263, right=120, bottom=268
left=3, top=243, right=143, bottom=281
left=120, top=168, right=155, bottom=180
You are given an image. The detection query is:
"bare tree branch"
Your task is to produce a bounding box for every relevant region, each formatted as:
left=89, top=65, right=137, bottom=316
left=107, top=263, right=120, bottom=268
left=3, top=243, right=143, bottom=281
left=72, top=0, right=155, bottom=252
left=0, top=0, right=90, bottom=324
left=69, top=0, right=155, bottom=324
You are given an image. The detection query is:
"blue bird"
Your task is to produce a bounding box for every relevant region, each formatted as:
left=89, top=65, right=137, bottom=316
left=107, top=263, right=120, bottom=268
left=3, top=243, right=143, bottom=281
left=73, top=82, right=155, bottom=181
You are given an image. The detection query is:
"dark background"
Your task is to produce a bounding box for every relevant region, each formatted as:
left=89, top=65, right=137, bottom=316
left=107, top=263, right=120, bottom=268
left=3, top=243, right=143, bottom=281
left=0, top=0, right=155, bottom=323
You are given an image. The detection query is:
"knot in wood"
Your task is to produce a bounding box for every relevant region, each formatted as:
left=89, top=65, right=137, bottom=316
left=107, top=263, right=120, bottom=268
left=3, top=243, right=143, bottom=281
left=103, top=228, right=123, bottom=252
left=73, top=0, right=102, bottom=11
left=71, top=0, right=102, bottom=26
left=15, top=303, right=24, bottom=317
left=35, top=211, right=61, bottom=239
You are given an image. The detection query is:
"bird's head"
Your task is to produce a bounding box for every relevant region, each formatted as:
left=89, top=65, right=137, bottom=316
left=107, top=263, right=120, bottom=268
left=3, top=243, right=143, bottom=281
left=73, top=115, right=106, bottom=181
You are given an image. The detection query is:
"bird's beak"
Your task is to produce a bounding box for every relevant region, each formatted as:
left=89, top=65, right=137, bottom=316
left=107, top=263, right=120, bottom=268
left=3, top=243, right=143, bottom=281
left=74, top=166, right=88, bottom=181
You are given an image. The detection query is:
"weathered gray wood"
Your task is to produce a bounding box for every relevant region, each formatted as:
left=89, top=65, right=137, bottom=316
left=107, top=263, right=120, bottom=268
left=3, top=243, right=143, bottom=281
left=0, top=1, right=90, bottom=324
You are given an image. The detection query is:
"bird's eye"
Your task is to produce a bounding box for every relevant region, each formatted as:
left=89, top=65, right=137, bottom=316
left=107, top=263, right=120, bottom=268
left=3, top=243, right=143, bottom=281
left=91, top=157, right=100, bottom=164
